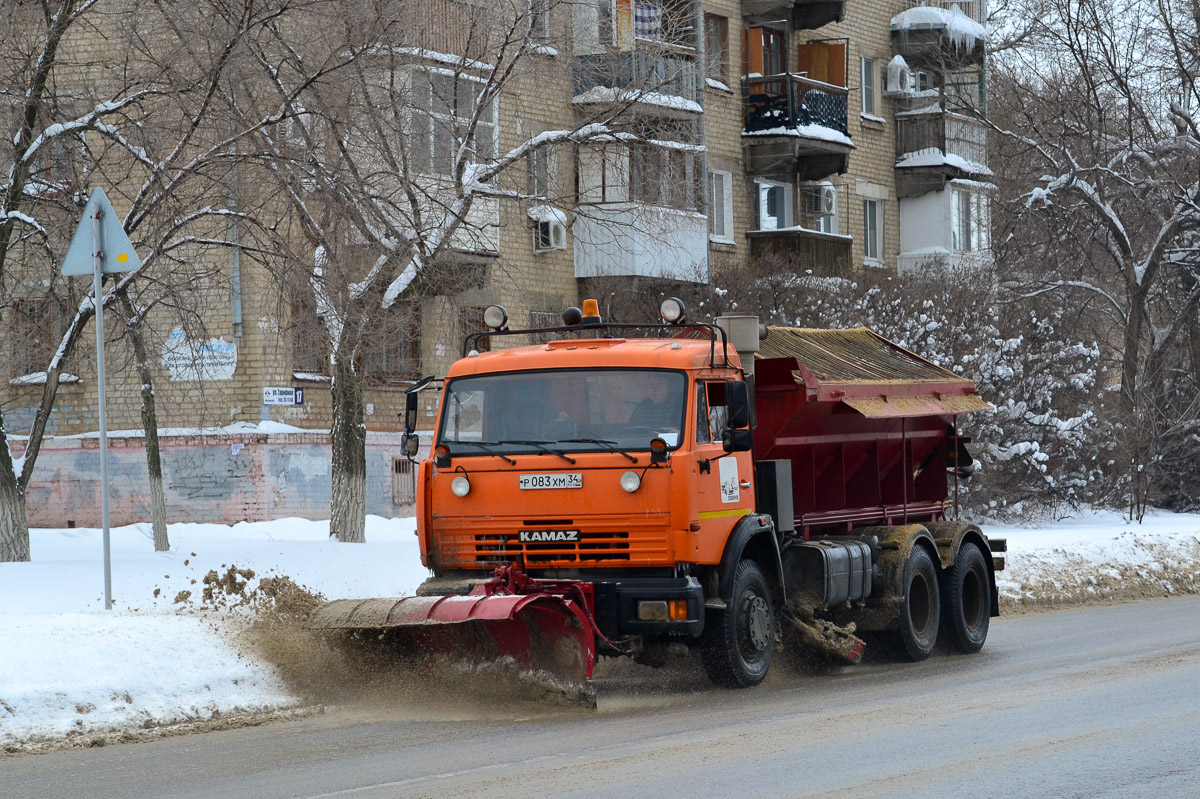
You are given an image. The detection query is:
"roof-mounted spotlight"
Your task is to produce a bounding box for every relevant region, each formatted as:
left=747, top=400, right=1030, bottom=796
left=562, top=306, right=583, bottom=326
left=483, top=304, right=508, bottom=330
left=581, top=298, right=602, bottom=326
left=659, top=297, right=686, bottom=324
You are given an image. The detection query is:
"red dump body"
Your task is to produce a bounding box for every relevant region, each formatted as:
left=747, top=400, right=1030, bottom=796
left=753, top=327, right=991, bottom=538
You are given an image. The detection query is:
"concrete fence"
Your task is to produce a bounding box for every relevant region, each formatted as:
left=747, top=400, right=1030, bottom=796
left=13, top=431, right=417, bottom=527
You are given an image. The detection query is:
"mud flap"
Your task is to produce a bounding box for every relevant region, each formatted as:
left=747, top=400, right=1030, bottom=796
left=309, top=594, right=596, bottom=704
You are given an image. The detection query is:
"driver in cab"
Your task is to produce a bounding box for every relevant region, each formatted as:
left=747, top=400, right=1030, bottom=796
left=628, top=373, right=683, bottom=432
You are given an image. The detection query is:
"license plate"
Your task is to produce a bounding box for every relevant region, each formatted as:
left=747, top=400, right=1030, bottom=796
left=519, top=473, right=583, bottom=490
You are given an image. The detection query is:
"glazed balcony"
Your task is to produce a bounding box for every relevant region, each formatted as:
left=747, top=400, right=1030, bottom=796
left=573, top=50, right=701, bottom=115
left=743, top=73, right=852, bottom=181
left=743, top=0, right=845, bottom=31
left=894, top=99, right=989, bottom=198
left=748, top=228, right=851, bottom=276
left=891, top=0, right=987, bottom=67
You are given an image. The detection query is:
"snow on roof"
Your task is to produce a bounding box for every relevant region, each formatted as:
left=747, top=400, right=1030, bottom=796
left=891, top=6, right=989, bottom=50
left=742, top=123, right=854, bottom=148
left=896, top=146, right=992, bottom=175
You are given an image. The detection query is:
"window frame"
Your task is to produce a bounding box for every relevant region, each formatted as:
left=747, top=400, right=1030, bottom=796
left=529, top=0, right=550, bottom=43
left=708, top=168, right=734, bottom=242
left=862, top=197, right=883, bottom=264
left=755, top=178, right=792, bottom=231
left=410, top=68, right=497, bottom=179
left=703, top=14, right=729, bottom=84
left=860, top=56, right=878, bottom=117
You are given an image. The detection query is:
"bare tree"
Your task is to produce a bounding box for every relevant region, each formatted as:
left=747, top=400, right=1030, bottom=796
left=987, top=0, right=1200, bottom=517
left=0, top=0, right=302, bottom=561
left=231, top=0, right=692, bottom=542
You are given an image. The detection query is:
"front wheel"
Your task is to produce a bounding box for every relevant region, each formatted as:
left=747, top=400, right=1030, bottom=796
left=897, top=544, right=940, bottom=662
left=941, top=541, right=991, bottom=653
left=702, top=560, right=775, bottom=688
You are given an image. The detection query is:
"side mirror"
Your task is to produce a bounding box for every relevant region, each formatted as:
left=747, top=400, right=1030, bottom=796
left=401, top=432, right=420, bottom=458
left=722, top=428, right=754, bottom=453
left=726, top=381, right=750, bottom=429
left=402, top=375, right=435, bottom=434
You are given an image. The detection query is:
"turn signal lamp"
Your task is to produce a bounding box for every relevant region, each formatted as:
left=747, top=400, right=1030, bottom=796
left=435, top=443, right=451, bottom=468
left=581, top=298, right=602, bottom=325
left=483, top=304, right=508, bottom=330
left=650, top=437, right=669, bottom=464
left=659, top=297, right=686, bottom=324
left=637, top=600, right=689, bottom=621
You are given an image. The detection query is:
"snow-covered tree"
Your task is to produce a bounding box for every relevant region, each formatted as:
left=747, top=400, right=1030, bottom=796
left=1, top=0, right=309, bottom=561
left=988, top=0, right=1200, bottom=517
left=229, top=0, right=690, bottom=542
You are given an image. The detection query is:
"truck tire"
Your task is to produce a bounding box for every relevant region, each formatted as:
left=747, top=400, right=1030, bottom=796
left=897, top=545, right=940, bottom=662
left=702, top=560, right=774, bottom=688
left=941, top=541, right=990, bottom=653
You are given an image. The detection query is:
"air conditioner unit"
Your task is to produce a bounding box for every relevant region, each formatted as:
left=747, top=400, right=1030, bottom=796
left=806, top=184, right=836, bottom=217
left=533, top=219, right=567, bottom=252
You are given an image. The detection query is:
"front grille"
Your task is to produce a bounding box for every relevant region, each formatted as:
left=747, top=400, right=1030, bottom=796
left=474, top=531, right=632, bottom=564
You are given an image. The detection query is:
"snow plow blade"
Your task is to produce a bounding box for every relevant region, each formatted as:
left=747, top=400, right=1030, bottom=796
left=308, top=592, right=596, bottom=704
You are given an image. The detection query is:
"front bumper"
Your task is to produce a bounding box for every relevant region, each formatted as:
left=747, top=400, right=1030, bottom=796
left=591, top=575, right=705, bottom=640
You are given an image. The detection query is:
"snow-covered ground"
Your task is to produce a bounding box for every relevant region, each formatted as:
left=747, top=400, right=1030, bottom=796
left=2, top=511, right=1198, bottom=752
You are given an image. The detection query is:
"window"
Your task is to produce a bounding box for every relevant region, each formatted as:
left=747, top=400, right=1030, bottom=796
left=633, top=0, right=696, bottom=49
left=364, top=303, right=421, bottom=380
left=951, top=189, right=991, bottom=252
left=704, top=15, right=728, bottom=84
left=528, top=146, right=555, bottom=198
left=461, top=306, right=492, bottom=353
left=861, top=57, right=878, bottom=116
left=578, top=142, right=703, bottom=212
left=290, top=292, right=328, bottom=375
left=708, top=169, right=733, bottom=241
left=762, top=29, right=785, bottom=76
left=8, top=299, right=55, bottom=379
left=755, top=179, right=792, bottom=231
left=862, top=198, right=883, bottom=263
left=697, top=382, right=728, bottom=445
left=410, top=70, right=496, bottom=177
left=529, top=0, right=549, bottom=43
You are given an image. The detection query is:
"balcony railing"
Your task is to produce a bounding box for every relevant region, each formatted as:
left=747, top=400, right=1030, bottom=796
left=744, top=73, right=849, bottom=136
left=574, top=50, right=700, bottom=106
left=896, top=107, right=988, bottom=170
left=747, top=228, right=851, bottom=276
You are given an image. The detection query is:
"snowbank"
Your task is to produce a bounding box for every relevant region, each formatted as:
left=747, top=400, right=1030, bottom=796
left=2, top=510, right=1198, bottom=750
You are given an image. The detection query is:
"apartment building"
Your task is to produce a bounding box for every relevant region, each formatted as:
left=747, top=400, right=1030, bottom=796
left=4, top=0, right=992, bottom=523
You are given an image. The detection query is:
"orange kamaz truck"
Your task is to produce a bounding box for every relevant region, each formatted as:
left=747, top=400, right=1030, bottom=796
left=310, top=299, right=1005, bottom=699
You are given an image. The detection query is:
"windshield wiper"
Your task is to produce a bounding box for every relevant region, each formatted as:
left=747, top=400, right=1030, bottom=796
left=559, top=438, right=638, bottom=463
left=449, top=440, right=516, bottom=464
left=497, top=439, right=577, bottom=464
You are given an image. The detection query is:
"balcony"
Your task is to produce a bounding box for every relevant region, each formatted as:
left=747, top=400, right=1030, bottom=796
left=891, top=0, right=987, bottom=67
left=573, top=203, right=709, bottom=282
left=895, top=100, right=989, bottom=197
left=743, top=0, right=845, bottom=30
left=747, top=228, right=851, bottom=276
left=573, top=51, right=701, bottom=115
left=743, top=74, right=852, bottom=181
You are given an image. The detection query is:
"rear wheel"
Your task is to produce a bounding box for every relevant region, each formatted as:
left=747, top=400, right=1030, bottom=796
left=702, top=560, right=774, bottom=688
left=942, top=541, right=990, bottom=653
left=897, top=545, right=940, bottom=662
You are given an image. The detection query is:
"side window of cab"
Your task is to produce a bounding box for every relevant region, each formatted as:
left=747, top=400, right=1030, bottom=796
left=696, top=381, right=728, bottom=444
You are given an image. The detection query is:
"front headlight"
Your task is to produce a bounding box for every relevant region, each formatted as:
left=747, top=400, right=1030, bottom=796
left=620, top=470, right=641, bottom=493
left=451, top=475, right=471, bottom=497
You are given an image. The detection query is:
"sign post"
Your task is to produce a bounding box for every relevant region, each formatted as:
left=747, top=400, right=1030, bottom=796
left=61, top=188, right=141, bottom=610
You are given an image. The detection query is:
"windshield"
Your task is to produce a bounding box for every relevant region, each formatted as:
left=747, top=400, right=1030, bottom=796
left=437, top=368, right=688, bottom=454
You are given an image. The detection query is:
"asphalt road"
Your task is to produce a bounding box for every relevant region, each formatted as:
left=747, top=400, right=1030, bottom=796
left=5, top=596, right=1200, bottom=799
